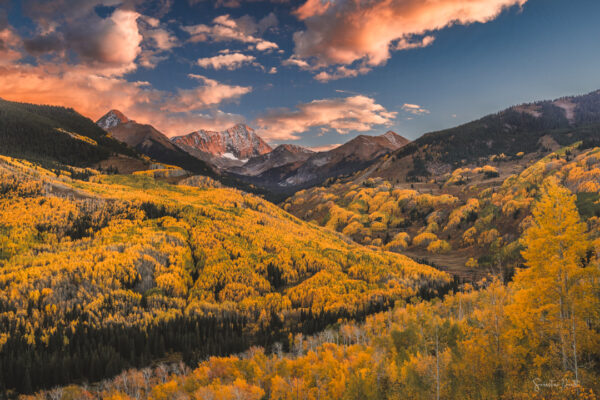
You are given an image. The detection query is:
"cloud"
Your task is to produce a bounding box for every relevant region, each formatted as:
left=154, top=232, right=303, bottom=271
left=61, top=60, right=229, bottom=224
left=309, top=143, right=341, bottom=152
left=23, top=8, right=143, bottom=75
left=314, top=65, right=371, bottom=82
left=268, top=67, right=277, bottom=74
left=0, top=63, right=250, bottom=136
left=0, top=27, right=22, bottom=65
left=401, top=103, right=430, bottom=115
left=183, top=13, right=278, bottom=51
left=282, top=56, right=313, bottom=70
left=22, top=4, right=180, bottom=72
left=255, top=95, right=396, bottom=141
left=166, top=74, right=252, bottom=112
left=197, top=52, right=256, bottom=70
left=189, top=0, right=289, bottom=8
left=0, top=2, right=251, bottom=136
left=291, top=0, right=527, bottom=72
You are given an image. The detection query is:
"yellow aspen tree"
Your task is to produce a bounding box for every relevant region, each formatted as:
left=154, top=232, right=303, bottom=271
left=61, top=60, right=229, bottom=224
left=510, top=177, right=590, bottom=380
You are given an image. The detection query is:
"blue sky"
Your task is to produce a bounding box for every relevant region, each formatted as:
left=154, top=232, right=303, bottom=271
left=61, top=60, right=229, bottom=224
left=1, top=0, right=599, bottom=150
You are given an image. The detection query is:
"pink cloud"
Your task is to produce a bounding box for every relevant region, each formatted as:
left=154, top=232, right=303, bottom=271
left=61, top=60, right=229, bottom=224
left=291, top=0, right=528, bottom=72
left=167, top=74, right=252, bottom=112
left=0, top=63, right=250, bottom=136
left=309, top=143, right=341, bottom=152
left=255, top=95, right=397, bottom=141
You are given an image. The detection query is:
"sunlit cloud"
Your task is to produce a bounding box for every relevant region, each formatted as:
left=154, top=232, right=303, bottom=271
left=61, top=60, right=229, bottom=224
left=401, top=103, right=430, bottom=115
left=290, top=0, right=528, bottom=79
left=183, top=13, right=279, bottom=52
left=255, top=95, right=396, bottom=141
left=309, top=143, right=341, bottom=152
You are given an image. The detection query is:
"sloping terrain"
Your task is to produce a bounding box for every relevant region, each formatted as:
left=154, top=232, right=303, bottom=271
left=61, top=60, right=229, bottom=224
left=0, top=155, right=449, bottom=393
left=371, top=90, right=600, bottom=181
left=231, top=144, right=314, bottom=176
left=285, top=140, right=600, bottom=281
left=0, top=99, right=138, bottom=167
left=96, top=111, right=215, bottom=176
left=233, top=131, right=409, bottom=196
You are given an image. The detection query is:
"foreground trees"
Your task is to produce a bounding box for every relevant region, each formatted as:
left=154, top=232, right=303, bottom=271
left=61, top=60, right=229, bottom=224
left=23, top=176, right=600, bottom=400
left=0, top=156, right=449, bottom=394
left=510, top=177, right=600, bottom=383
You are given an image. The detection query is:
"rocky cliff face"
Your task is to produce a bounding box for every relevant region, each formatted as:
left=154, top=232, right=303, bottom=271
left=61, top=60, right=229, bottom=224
left=97, top=110, right=129, bottom=131
left=172, top=124, right=272, bottom=161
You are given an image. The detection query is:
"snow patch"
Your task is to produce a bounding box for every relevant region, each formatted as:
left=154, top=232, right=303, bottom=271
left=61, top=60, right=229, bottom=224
left=221, top=152, right=239, bottom=161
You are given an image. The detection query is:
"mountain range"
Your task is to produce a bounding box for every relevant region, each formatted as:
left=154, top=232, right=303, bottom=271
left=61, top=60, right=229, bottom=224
left=95, top=110, right=410, bottom=197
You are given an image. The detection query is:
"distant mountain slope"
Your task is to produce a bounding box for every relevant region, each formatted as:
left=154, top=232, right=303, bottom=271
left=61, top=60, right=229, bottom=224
left=0, top=99, right=138, bottom=166
left=231, top=144, right=314, bottom=176
left=234, top=131, right=409, bottom=195
left=97, top=110, right=215, bottom=176
left=374, top=90, right=600, bottom=180
left=172, top=124, right=272, bottom=162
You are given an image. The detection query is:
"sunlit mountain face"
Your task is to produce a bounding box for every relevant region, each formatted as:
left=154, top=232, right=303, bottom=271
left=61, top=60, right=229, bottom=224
left=1, top=0, right=599, bottom=150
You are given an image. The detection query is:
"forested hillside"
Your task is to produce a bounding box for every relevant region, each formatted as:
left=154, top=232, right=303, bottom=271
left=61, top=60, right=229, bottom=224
left=0, top=156, right=449, bottom=394
left=24, top=177, right=600, bottom=399
left=284, top=142, right=600, bottom=280
left=0, top=100, right=138, bottom=167
left=370, top=90, right=600, bottom=181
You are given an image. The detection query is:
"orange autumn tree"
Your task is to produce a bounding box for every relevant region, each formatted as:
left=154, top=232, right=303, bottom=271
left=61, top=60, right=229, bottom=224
left=510, top=177, right=597, bottom=382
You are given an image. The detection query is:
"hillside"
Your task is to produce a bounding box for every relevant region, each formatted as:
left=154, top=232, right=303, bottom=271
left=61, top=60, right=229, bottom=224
left=96, top=111, right=215, bottom=176
left=0, top=155, right=449, bottom=394
left=372, top=90, right=600, bottom=181
left=284, top=140, right=600, bottom=281
left=0, top=99, right=139, bottom=167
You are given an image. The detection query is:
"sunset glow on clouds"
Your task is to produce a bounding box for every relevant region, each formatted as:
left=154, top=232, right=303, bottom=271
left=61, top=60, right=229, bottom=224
left=1, top=0, right=595, bottom=148
left=256, top=95, right=397, bottom=141
left=292, top=0, right=527, bottom=67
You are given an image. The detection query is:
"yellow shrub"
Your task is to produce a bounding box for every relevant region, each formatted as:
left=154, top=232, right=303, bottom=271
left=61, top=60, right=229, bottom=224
left=413, top=232, right=438, bottom=247
left=427, top=239, right=451, bottom=254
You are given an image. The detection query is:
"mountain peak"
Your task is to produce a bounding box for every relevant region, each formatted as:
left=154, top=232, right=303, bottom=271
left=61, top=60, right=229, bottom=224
left=97, top=110, right=130, bottom=131
left=274, top=144, right=314, bottom=154
left=381, top=130, right=410, bottom=147
left=172, top=124, right=272, bottom=160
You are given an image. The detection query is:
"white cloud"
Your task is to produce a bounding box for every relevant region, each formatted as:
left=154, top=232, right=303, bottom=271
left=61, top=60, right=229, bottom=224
left=314, top=65, right=371, bottom=82
left=401, top=103, right=430, bottom=115
left=197, top=52, right=256, bottom=70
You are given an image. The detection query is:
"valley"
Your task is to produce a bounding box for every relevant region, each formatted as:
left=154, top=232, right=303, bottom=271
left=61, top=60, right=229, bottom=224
left=1, top=92, right=600, bottom=399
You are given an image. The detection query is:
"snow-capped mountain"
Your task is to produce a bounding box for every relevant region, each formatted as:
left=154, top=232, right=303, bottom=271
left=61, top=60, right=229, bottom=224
left=172, top=124, right=272, bottom=162
left=97, top=110, right=129, bottom=131
left=95, top=110, right=213, bottom=175
left=230, top=131, right=410, bottom=194
left=231, top=144, right=314, bottom=176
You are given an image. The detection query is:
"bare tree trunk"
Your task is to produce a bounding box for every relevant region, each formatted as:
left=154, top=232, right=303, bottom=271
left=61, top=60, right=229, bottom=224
left=436, top=326, right=440, bottom=400
left=571, top=303, right=579, bottom=382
